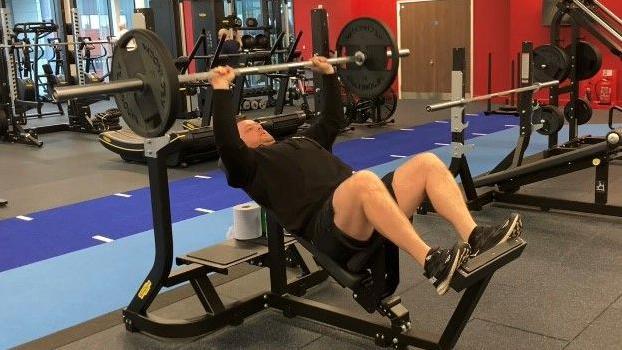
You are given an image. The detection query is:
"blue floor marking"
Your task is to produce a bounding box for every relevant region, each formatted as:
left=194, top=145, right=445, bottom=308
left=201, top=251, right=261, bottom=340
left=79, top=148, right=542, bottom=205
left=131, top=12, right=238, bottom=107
left=0, top=114, right=517, bottom=272
left=0, top=122, right=615, bottom=348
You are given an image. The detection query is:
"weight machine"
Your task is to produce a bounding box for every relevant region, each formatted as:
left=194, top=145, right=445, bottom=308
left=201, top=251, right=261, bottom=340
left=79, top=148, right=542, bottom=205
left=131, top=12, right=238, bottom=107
left=0, top=0, right=121, bottom=147
left=1, top=1, right=44, bottom=146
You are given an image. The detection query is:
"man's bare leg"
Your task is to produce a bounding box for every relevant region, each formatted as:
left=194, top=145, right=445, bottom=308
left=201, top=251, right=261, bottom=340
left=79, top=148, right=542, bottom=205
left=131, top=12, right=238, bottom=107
left=331, top=170, right=431, bottom=266
left=391, top=153, right=476, bottom=241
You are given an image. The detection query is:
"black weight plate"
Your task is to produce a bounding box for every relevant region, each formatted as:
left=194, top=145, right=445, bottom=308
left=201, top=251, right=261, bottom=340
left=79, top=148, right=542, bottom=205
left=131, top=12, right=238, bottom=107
left=565, top=41, right=603, bottom=81
left=534, top=105, right=564, bottom=135
left=255, top=34, right=269, bottom=49
left=564, top=98, right=593, bottom=125
left=242, top=35, right=255, bottom=50
left=336, top=18, right=399, bottom=99
left=111, top=29, right=180, bottom=138
left=245, top=17, right=258, bottom=28
left=533, top=44, right=570, bottom=82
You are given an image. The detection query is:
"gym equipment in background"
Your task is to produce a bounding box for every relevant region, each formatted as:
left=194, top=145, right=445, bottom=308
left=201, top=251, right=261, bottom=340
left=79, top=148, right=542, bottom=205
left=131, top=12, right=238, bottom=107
left=423, top=43, right=622, bottom=218
left=54, top=23, right=410, bottom=137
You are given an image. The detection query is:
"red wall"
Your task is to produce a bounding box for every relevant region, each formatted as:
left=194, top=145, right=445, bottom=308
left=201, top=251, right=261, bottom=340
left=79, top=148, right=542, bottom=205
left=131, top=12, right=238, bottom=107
left=509, top=0, right=622, bottom=104
left=473, top=1, right=511, bottom=96
left=293, top=0, right=511, bottom=96
left=293, top=0, right=355, bottom=60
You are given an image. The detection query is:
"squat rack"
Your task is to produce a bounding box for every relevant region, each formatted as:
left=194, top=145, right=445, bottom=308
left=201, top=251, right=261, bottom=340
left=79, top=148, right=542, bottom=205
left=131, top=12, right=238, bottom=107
left=424, top=41, right=622, bottom=218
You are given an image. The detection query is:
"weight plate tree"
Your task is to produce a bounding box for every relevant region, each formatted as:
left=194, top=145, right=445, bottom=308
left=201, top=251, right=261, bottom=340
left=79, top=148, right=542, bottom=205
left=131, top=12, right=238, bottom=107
left=54, top=19, right=410, bottom=138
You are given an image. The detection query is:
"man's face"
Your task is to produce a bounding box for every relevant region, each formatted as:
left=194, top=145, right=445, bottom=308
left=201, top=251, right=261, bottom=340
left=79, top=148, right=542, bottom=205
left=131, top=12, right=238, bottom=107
left=237, top=120, right=276, bottom=148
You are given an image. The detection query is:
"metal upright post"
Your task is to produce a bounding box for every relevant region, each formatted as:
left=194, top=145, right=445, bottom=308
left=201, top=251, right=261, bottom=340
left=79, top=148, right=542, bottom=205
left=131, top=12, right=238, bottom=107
left=511, top=42, right=535, bottom=168
left=126, top=137, right=176, bottom=317
left=1, top=4, right=17, bottom=118
left=486, top=52, right=492, bottom=112
left=266, top=212, right=287, bottom=295
left=449, top=48, right=478, bottom=207
left=311, top=8, right=329, bottom=118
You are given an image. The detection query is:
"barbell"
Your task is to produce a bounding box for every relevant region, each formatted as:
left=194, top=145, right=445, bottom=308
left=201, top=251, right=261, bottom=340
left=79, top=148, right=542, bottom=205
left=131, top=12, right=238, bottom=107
left=53, top=18, right=410, bottom=138
left=426, top=80, right=560, bottom=112
left=1, top=40, right=113, bottom=49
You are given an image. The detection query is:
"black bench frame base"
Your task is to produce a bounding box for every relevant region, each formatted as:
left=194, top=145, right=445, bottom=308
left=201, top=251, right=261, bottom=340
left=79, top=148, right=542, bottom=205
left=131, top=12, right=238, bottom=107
left=122, top=138, right=526, bottom=349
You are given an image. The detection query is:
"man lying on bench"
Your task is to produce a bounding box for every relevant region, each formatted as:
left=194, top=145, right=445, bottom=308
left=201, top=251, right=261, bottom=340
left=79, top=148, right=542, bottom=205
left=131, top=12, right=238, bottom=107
left=209, top=58, right=523, bottom=295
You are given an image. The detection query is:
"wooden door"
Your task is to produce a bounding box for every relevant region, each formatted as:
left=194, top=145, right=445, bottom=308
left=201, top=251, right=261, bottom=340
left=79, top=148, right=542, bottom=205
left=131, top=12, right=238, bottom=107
left=399, top=0, right=471, bottom=98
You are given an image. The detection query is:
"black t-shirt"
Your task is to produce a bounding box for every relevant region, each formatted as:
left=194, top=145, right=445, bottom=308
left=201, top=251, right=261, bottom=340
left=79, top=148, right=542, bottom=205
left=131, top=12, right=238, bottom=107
left=217, top=40, right=241, bottom=67
left=213, top=74, right=353, bottom=235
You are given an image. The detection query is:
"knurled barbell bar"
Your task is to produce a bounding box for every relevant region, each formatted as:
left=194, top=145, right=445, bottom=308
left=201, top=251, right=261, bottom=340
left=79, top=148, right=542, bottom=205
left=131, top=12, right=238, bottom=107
left=426, top=80, right=560, bottom=112
left=54, top=49, right=408, bottom=101
left=1, top=40, right=113, bottom=49
left=53, top=18, right=410, bottom=138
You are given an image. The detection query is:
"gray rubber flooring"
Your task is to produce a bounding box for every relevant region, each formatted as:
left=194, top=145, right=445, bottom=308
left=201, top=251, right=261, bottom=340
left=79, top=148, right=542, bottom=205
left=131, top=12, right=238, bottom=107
left=52, top=204, right=622, bottom=350
left=4, top=100, right=622, bottom=349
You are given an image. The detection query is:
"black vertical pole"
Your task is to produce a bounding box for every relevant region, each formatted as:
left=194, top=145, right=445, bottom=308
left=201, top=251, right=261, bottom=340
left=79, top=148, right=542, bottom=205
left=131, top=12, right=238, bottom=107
left=311, top=8, right=329, bottom=118
left=126, top=145, right=175, bottom=314
left=266, top=213, right=287, bottom=295
left=568, top=20, right=580, bottom=141
left=594, top=156, right=609, bottom=204
left=510, top=59, right=515, bottom=105
left=487, top=52, right=492, bottom=112
left=511, top=42, right=535, bottom=168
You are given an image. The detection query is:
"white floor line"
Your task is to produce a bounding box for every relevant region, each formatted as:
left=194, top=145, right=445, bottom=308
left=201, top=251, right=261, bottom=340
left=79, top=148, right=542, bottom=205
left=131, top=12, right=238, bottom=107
left=400, top=128, right=414, bottom=131
left=505, top=124, right=518, bottom=127
left=195, top=208, right=215, bottom=214
left=390, top=154, right=407, bottom=158
left=114, top=193, right=132, bottom=198
left=434, top=142, right=450, bottom=146
left=194, top=175, right=212, bottom=179
left=16, top=215, right=33, bottom=221
left=434, top=120, right=449, bottom=124
left=92, top=235, right=114, bottom=243
left=361, top=137, right=376, bottom=140
left=471, top=132, right=488, bottom=136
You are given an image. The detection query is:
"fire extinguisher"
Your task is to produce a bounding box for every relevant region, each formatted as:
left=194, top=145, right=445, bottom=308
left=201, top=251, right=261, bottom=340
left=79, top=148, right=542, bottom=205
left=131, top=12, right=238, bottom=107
left=596, top=77, right=612, bottom=105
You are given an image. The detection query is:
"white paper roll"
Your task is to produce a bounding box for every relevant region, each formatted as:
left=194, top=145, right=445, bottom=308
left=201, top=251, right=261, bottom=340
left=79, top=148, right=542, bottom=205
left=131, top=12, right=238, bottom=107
left=231, top=202, right=263, bottom=240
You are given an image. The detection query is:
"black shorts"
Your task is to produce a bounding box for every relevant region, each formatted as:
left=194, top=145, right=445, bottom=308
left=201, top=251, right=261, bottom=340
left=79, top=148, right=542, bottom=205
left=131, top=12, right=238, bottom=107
left=304, top=171, right=396, bottom=268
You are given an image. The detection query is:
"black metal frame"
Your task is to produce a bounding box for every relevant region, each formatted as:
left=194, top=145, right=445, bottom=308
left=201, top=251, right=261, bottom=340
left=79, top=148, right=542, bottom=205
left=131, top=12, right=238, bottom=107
left=433, top=40, right=622, bottom=218
left=122, top=131, right=526, bottom=349
left=471, top=1, right=622, bottom=217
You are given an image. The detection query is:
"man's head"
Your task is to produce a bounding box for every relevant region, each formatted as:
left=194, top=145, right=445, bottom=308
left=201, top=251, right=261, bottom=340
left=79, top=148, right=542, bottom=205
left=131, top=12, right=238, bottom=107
left=218, top=28, right=232, bottom=40
left=237, top=118, right=276, bottom=148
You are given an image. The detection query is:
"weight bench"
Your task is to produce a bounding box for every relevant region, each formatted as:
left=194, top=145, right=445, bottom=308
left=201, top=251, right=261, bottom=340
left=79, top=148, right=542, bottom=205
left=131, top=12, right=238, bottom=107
left=124, top=202, right=526, bottom=349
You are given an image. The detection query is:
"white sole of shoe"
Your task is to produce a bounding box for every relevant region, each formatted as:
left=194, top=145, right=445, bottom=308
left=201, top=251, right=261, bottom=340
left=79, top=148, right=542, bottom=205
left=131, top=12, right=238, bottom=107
left=502, top=215, right=523, bottom=243
left=436, top=245, right=470, bottom=295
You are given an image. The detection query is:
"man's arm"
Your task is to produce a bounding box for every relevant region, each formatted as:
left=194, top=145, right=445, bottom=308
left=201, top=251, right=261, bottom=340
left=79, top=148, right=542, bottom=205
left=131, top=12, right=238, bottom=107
left=300, top=58, right=346, bottom=151
left=211, top=67, right=257, bottom=187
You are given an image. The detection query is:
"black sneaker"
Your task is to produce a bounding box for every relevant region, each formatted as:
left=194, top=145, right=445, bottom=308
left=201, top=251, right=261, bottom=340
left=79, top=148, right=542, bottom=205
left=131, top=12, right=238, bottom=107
left=423, top=242, right=471, bottom=295
left=468, top=213, right=523, bottom=256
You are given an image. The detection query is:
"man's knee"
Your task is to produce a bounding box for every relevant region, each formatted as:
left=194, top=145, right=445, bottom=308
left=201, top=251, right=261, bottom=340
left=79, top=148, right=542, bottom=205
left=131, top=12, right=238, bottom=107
left=349, top=170, right=385, bottom=195
left=412, top=152, right=445, bottom=172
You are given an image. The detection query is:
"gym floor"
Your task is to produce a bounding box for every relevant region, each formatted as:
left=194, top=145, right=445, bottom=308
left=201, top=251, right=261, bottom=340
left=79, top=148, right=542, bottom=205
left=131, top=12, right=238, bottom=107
left=1, top=100, right=621, bottom=350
